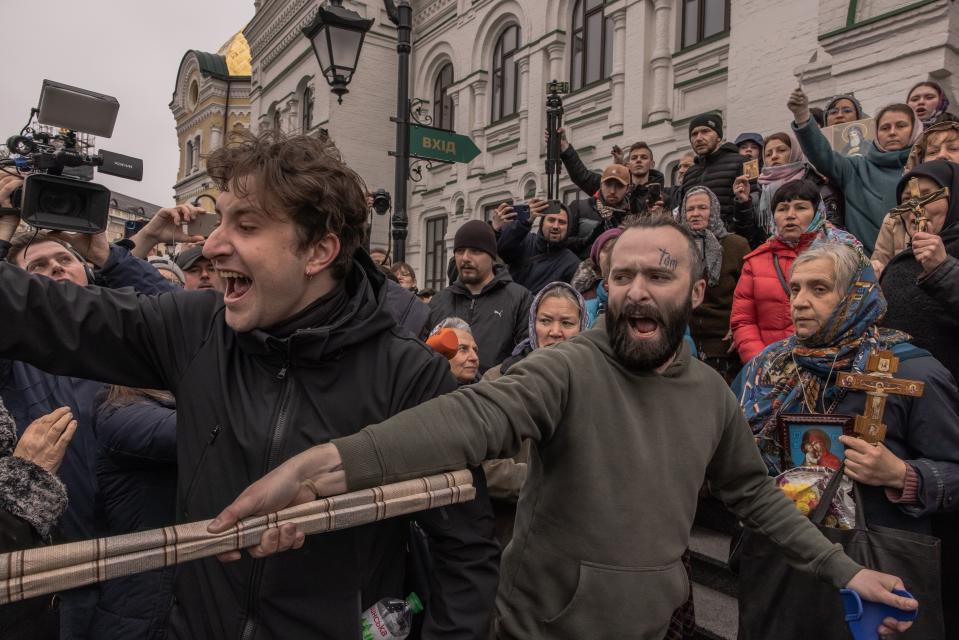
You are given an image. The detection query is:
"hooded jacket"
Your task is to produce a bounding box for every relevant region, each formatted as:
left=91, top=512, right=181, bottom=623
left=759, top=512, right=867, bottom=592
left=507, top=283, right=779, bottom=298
left=680, top=142, right=747, bottom=230
left=331, top=330, right=862, bottom=640
left=428, top=264, right=532, bottom=373
left=0, top=252, right=499, bottom=640
left=496, top=217, right=581, bottom=294
left=731, top=235, right=817, bottom=364
left=793, top=118, right=910, bottom=253
left=91, top=392, right=177, bottom=640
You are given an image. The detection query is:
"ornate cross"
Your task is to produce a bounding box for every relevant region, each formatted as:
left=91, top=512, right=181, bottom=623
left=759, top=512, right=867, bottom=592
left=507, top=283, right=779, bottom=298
left=837, top=350, right=925, bottom=443
left=887, top=177, right=949, bottom=233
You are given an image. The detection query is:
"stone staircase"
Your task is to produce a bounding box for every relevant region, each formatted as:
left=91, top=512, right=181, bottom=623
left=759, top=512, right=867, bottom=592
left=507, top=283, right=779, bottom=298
left=690, top=496, right=741, bottom=640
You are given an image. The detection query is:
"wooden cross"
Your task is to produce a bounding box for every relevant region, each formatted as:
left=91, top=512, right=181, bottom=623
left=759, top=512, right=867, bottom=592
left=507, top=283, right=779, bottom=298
left=836, top=350, right=925, bottom=443
left=887, top=177, right=949, bottom=234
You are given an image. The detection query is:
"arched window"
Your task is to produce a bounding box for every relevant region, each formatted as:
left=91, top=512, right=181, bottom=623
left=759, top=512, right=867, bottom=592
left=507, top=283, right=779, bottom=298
left=432, top=63, right=455, bottom=131
left=302, top=86, right=315, bottom=132
left=571, top=0, right=614, bottom=90
left=424, top=216, right=449, bottom=291
left=186, top=140, right=194, bottom=173
left=523, top=180, right=537, bottom=199
left=682, top=0, right=729, bottom=48
left=272, top=108, right=282, bottom=133
left=491, top=24, right=520, bottom=123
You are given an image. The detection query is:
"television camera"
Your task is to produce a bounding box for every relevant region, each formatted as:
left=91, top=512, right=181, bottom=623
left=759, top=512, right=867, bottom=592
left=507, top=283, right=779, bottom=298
left=2, top=80, right=143, bottom=233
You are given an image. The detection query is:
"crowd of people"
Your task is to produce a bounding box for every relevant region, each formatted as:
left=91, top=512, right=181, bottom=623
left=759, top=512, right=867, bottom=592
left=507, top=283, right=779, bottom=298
left=0, top=78, right=955, bottom=640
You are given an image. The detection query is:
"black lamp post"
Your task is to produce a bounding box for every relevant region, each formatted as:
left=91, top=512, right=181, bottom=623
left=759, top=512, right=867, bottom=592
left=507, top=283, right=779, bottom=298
left=301, top=0, right=374, bottom=104
left=305, top=0, right=413, bottom=263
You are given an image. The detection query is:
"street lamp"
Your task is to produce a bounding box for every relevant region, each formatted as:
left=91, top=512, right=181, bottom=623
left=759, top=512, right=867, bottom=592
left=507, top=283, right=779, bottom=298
left=301, top=0, right=374, bottom=104
left=305, top=0, right=412, bottom=262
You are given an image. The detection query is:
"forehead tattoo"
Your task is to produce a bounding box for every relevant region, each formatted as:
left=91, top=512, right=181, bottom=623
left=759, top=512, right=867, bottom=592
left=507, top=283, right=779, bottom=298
left=658, top=248, right=678, bottom=272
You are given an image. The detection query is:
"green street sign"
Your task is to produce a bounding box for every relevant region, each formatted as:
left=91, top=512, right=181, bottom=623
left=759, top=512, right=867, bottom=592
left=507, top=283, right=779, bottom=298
left=409, top=124, right=480, bottom=164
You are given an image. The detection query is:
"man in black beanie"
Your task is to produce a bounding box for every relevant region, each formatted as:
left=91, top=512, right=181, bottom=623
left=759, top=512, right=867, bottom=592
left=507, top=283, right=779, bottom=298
left=681, top=112, right=746, bottom=230
left=428, top=220, right=532, bottom=373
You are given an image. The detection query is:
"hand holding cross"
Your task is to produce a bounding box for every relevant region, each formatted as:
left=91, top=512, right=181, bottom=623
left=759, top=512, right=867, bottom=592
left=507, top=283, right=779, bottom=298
left=888, top=177, right=949, bottom=235
left=837, top=350, right=924, bottom=444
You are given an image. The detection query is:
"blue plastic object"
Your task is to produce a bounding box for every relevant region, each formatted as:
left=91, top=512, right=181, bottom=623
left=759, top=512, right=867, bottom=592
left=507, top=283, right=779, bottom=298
left=839, top=588, right=918, bottom=640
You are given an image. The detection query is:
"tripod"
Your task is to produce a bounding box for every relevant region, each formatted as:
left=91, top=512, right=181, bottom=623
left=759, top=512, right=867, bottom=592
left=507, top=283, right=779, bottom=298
left=545, top=81, right=566, bottom=201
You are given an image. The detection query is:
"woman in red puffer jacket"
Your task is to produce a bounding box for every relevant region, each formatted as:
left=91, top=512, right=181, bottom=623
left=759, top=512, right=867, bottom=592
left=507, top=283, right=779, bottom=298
left=731, top=179, right=859, bottom=363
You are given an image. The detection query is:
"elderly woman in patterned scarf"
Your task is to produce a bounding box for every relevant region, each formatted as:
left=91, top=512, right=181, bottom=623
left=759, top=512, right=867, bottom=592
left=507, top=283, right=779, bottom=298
left=678, top=186, right=750, bottom=382
left=737, top=241, right=959, bottom=535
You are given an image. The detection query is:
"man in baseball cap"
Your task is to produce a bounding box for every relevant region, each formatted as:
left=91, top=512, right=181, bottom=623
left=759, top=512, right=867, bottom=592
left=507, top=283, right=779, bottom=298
left=175, top=245, right=223, bottom=291
left=427, top=220, right=532, bottom=372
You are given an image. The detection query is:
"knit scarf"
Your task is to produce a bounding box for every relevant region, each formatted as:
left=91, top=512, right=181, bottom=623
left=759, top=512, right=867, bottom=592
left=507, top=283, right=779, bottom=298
left=677, top=186, right=728, bottom=286
left=738, top=258, right=914, bottom=472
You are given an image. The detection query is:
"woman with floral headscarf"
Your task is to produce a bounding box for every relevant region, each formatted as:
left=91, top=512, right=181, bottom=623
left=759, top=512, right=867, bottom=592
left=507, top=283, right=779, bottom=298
left=738, top=240, right=959, bottom=637
left=679, top=187, right=749, bottom=381
left=731, top=179, right=859, bottom=364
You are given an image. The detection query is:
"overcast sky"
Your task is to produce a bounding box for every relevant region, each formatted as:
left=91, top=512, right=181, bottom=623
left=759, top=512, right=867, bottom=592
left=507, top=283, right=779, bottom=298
left=1, top=1, right=255, bottom=206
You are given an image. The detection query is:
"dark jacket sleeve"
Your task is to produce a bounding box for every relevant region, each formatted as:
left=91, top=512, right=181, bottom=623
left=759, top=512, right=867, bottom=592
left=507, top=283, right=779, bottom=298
left=95, top=400, right=177, bottom=470
left=496, top=220, right=534, bottom=265
left=889, top=358, right=959, bottom=518
left=918, top=256, right=959, bottom=314
left=98, top=244, right=177, bottom=295
left=560, top=146, right=601, bottom=197
left=405, top=357, right=499, bottom=640
left=0, top=261, right=219, bottom=392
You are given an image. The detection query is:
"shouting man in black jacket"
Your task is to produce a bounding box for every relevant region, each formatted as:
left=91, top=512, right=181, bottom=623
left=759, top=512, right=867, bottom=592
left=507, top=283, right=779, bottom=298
left=681, top=113, right=746, bottom=230
left=0, top=132, right=498, bottom=639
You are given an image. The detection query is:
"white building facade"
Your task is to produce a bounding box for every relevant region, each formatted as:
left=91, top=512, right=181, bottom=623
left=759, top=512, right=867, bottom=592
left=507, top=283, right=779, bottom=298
left=247, top=0, right=959, bottom=291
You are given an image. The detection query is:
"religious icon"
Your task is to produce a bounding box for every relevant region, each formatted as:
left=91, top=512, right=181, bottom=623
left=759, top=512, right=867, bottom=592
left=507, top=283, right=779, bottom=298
left=777, top=414, right=855, bottom=471
left=743, top=159, right=760, bottom=181
left=823, top=118, right=875, bottom=158
left=838, top=350, right=926, bottom=443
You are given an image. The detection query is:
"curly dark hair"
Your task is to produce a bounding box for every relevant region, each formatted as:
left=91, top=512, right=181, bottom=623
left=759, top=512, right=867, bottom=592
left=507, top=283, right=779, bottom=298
left=205, top=129, right=368, bottom=280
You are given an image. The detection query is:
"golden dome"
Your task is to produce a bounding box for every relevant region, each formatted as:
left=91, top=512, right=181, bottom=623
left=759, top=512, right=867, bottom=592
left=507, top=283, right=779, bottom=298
left=219, top=31, right=252, bottom=77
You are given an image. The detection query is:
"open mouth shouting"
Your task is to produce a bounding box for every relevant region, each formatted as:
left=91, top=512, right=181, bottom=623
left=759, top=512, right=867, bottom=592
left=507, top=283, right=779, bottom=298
left=218, top=268, right=254, bottom=304
left=626, top=313, right=660, bottom=339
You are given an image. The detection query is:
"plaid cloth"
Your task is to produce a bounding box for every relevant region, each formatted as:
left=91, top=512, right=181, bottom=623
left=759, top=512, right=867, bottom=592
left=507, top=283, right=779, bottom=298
left=0, top=470, right=474, bottom=605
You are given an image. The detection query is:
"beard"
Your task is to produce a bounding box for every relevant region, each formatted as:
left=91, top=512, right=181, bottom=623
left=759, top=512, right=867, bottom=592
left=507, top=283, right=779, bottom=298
left=605, top=294, right=692, bottom=371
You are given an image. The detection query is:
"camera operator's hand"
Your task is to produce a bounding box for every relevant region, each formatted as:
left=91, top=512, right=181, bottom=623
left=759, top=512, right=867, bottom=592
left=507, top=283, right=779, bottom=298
left=787, top=87, right=811, bottom=126
left=611, top=145, right=624, bottom=165
left=647, top=199, right=666, bottom=217
left=528, top=198, right=549, bottom=220
left=0, top=175, right=24, bottom=242
left=544, top=127, right=570, bottom=153
left=13, top=406, right=77, bottom=475
left=46, top=230, right=110, bottom=268
left=491, top=202, right=516, bottom=232
left=130, top=204, right=206, bottom=259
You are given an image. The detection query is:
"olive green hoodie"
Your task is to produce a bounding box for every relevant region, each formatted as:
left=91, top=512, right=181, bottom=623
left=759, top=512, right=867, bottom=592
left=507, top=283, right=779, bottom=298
left=333, top=328, right=861, bottom=639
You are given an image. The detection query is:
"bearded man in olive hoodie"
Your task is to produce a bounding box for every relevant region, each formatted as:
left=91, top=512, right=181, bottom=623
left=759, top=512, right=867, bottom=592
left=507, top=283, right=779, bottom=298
left=214, top=217, right=918, bottom=639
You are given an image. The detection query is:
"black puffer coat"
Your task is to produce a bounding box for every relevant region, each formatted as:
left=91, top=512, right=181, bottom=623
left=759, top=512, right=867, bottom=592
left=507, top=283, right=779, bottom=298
left=428, top=265, right=532, bottom=373
left=681, top=142, right=746, bottom=230
left=0, top=252, right=499, bottom=640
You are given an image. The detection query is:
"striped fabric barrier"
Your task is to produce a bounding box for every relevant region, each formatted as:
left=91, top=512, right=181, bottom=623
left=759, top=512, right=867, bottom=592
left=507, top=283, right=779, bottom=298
left=0, top=470, right=474, bottom=605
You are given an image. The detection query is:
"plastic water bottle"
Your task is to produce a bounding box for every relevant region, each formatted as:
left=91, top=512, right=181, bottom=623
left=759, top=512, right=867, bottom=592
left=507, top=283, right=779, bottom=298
left=360, top=592, right=423, bottom=640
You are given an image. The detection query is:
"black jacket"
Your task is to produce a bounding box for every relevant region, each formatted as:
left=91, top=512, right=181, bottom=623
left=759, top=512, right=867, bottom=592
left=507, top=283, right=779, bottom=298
left=428, top=265, right=532, bottom=373
left=91, top=394, right=178, bottom=640
left=496, top=220, right=581, bottom=294
left=0, top=253, right=499, bottom=640
left=385, top=279, right=431, bottom=338
left=681, top=142, right=746, bottom=230
left=880, top=228, right=959, bottom=384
